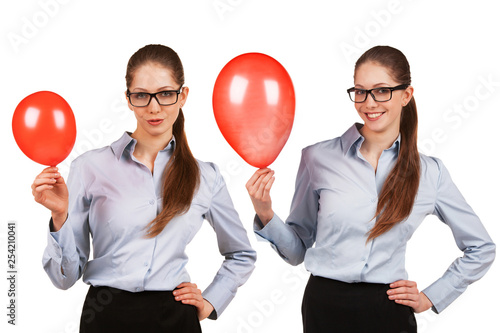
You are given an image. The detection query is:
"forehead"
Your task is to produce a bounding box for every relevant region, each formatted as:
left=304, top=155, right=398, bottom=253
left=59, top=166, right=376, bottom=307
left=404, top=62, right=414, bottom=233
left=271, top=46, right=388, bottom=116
left=130, top=62, right=177, bottom=89
left=354, top=61, right=397, bottom=87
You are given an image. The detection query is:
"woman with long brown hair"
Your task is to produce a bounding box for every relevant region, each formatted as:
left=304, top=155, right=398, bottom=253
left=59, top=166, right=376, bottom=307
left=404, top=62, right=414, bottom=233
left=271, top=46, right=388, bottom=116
left=246, top=45, right=495, bottom=332
left=32, top=44, right=256, bottom=332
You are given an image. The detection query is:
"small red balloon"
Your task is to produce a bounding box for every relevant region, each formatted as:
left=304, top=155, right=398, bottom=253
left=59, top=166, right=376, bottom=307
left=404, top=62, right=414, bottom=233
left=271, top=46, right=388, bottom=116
left=213, top=53, right=295, bottom=168
left=12, top=91, right=77, bottom=166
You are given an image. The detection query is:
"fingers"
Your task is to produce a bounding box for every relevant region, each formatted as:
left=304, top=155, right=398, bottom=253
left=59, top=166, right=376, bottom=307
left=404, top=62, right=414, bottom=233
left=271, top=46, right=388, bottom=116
left=246, top=168, right=272, bottom=190
left=390, top=280, right=417, bottom=289
left=246, top=168, right=275, bottom=199
left=388, top=280, right=420, bottom=308
left=173, top=282, right=204, bottom=307
left=247, top=168, right=272, bottom=182
left=32, top=167, right=62, bottom=191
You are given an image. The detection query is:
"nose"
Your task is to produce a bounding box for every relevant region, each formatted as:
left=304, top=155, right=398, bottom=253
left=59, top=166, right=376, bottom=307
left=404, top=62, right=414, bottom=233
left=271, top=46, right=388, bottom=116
left=149, top=96, right=161, bottom=113
left=365, top=92, right=378, bottom=107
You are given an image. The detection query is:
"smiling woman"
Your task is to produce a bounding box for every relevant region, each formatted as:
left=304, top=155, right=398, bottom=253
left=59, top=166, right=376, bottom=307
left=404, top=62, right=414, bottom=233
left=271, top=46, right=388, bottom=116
left=32, top=44, right=256, bottom=333
left=246, top=45, right=495, bottom=333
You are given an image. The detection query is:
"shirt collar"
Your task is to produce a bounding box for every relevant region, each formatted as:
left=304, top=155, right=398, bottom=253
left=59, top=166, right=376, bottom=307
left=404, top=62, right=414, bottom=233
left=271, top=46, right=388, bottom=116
left=110, top=132, right=176, bottom=160
left=341, top=123, right=401, bottom=156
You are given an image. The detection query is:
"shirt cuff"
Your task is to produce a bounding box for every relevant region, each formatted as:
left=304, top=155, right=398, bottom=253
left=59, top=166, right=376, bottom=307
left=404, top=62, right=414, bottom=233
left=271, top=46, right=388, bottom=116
left=253, top=213, right=284, bottom=240
left=422, top=277, right=465, bottom=314
left=46, top=217, right=76, bottom=266
left=254, top=214, right=295, bottom=247
left=202, top=275, right=239, bottom=319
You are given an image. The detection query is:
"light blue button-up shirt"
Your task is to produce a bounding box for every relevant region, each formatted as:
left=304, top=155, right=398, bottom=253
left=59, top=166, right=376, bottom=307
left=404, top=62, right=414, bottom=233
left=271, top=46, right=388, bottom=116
left=42, top=132, right=256, bottom=319
left=255, top=123, right=495, bottom=313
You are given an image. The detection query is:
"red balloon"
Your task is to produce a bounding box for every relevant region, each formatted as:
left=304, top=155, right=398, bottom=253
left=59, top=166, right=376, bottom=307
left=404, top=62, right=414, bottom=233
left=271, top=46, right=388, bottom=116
left=12, top=91, right=77, bottom=166
left=213, top=53, right=295, bottom=168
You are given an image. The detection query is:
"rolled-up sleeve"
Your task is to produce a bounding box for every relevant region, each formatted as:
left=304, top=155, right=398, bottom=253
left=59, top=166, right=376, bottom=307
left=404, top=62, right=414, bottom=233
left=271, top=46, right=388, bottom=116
left=202, top=164, right=256, bottom=319
left=422, top=158, right=495, bottom=313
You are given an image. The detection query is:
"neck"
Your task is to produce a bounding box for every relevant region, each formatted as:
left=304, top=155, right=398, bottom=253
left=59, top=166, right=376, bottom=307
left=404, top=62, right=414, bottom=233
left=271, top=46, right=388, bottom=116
left=359, top=125, right=399, bottom=155
left=131, top=129, right=172, bottom=159
left=358, top=124, right=399, bottom=172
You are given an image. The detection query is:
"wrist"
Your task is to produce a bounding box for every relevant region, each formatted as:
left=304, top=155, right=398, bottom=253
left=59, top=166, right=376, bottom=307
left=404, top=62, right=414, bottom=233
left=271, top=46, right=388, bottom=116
left=51, top=212, right=68, bottom=231
left=201, top=299, right=214, bottom=320
left=257, top=211, right=274, bottom=225
left=417, top=292, right=433, bottom=313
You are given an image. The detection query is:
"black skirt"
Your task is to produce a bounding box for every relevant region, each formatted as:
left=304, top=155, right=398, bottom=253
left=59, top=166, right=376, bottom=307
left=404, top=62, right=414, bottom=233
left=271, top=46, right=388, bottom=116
left=80, top=286, right=202, bottom=333
left=302, top=275, right=417, bottom=333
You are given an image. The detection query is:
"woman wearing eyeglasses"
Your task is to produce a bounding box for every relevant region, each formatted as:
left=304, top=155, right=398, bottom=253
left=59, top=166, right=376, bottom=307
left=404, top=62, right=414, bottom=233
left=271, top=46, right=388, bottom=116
left=246, top=45, right=495, bottom=332
left=32, top=44, right=256, bottom=332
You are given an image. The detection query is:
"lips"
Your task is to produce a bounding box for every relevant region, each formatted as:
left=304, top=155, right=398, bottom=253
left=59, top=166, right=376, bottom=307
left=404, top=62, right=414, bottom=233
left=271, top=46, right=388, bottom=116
left=147, top=119, right=163, bottom=125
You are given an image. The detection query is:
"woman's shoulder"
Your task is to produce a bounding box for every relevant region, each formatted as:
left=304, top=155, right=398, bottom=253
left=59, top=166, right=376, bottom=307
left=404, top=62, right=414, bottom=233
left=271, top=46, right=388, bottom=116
left=194, top=159, right=231, bottom=198
left=71, top=132, right=132, bottom=168
left=70, top=145, right=114, bottom=168
left=419, top=153, right=446, bottom=172
left=196, top=159, right=222, bottom=183
left=301, top=136, right=343, bottom=161
left=419, top=153, right=450, bottom=186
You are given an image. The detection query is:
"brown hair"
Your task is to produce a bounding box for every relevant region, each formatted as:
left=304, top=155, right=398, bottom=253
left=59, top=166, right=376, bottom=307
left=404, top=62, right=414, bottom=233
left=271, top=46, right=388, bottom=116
left=354, top=46, right=420, bottom=241
left=126, top=44, right=200, bottom=237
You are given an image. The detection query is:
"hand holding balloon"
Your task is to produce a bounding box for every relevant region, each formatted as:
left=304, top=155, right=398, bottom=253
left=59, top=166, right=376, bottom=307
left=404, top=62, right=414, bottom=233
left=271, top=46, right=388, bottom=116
left=13, top=91, right=75, bottom=230
left=12, top=91, right=77, bottom=166
left=246, top=168, right=275, bottom=225
left=213, top=53, right=295, bottom=168
left=32, top=166, right=69, bottom=231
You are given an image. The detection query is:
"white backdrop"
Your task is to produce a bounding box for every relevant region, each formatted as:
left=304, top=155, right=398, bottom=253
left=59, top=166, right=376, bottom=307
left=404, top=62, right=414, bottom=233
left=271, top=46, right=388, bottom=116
left=1, top=0, right=499, bottom=332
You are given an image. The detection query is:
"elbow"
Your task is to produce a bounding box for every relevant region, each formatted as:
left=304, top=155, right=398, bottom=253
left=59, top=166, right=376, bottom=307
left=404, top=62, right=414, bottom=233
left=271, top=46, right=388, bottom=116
left=272, top=244, right=306, bottom=266
left=246, top=250, right=257, bottom=273
left=52, top=278, right=76, bottom=291
left=488, top=241, right=496, bottom=265
left=481, top=240, right=496, bottom=266
left=287, top=258, right=305, bottom=266
left=283, top=253, right=305, bottom=266
left=42, top=261, right=78, bottom=290
left=45, top=268, right=77, bottom=290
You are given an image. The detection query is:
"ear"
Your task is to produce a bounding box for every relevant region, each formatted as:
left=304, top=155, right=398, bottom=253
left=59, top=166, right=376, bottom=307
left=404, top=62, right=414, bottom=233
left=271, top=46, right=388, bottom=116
left=125, top=91, right=134, bottom=111
left=402, top=85, right=414, bottom=106
left=179, top=86, right=189, bottom=107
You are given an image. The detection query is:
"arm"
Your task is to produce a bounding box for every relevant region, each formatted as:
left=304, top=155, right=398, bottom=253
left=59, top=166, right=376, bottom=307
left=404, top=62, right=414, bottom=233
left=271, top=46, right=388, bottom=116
left=39, top=161, right=91, bottom=290
left=247, top=149, right=319, bottom=266
left=200, top=164, right=257, bottom=319
left=421, top=158, right=495, bottom=313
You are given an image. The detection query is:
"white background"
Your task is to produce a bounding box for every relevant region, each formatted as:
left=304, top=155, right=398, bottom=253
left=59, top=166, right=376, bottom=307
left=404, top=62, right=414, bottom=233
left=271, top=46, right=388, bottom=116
left=1, top=0, right=499, bottom=332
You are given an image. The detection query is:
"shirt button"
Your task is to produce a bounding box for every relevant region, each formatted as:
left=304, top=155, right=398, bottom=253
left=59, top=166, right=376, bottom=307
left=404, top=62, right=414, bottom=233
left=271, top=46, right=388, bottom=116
left=371, top=198, right=377, bottom=203
left=144, top=262, right=148, bottom=266
left=136, top=287, right=141, bottom=292
left=149, top=199, right=155, bottom=205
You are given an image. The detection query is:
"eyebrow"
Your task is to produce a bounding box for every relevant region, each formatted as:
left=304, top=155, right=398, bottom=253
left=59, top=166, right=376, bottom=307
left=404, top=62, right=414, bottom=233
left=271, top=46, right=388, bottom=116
left=354, top=83, right=392, bottom=89
left=130, top=86, right=177, bottom=92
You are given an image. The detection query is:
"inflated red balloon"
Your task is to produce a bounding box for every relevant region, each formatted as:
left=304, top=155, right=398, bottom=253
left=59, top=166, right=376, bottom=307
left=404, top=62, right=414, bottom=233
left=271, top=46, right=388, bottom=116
left=12, top=91, right=76, bottom=166
left=213, top=53, right=295, bottom=168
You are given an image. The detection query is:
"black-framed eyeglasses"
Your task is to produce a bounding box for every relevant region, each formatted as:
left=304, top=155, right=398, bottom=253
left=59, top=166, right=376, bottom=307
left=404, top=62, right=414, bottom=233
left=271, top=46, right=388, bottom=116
left=126, top=88, right=183, bottom=107
left=347, top=84, right=409, bottom=103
